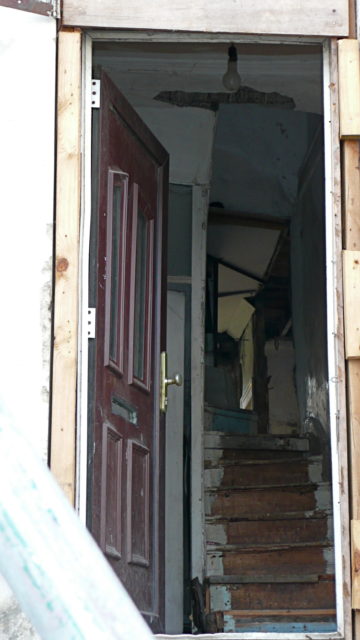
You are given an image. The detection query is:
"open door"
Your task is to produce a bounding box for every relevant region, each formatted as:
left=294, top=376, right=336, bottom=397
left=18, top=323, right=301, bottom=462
left=89, top=70, right=168, bottom=632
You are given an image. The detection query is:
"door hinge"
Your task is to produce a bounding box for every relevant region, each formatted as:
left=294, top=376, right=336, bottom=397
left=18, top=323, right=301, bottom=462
left=87, top=308, right=96, bottom=339
left=91, top=80, right=100, bottom=109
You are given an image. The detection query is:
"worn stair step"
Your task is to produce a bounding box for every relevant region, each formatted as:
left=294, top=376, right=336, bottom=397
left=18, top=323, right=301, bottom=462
left=205, top=453, right=321, bottom=469
left=207, top=540, right=332, bottom=553
left=204, top=432, right=309, bottom=452
left=222, top=611, right=337, bottom=634
left=206, top=514, right=333, bottom=546
left=206, top=507, right=332, bottom=522
left=205, top=447, right=307, bottom=466
left=206, top=544, right=334, bottom=577
left=208, top=580, right=335, bottom=611
left=204, top=457, right=322, bottom=488
left=205, top=483, right=329, bottom=517
left=206, top=573, right=333, bottom=584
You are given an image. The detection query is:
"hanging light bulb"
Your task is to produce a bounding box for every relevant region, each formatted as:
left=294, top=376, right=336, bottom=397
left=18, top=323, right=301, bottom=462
left=222, top=44, right=241, bottom=92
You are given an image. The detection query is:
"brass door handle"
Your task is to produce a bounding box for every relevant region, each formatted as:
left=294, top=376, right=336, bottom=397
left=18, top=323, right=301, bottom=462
left=160, top=352, right=183, bottom=412
left=166, top=373, right=183, bottom=388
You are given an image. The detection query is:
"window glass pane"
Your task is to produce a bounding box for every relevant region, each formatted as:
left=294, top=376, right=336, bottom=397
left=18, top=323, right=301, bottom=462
left=133, top=210, right=148, bottom=380
left=109, top=184, right=123, bottom=362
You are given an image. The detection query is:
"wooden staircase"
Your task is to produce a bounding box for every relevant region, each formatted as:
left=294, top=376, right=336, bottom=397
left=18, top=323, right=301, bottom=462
left=203, top=431, right=336, bottom=634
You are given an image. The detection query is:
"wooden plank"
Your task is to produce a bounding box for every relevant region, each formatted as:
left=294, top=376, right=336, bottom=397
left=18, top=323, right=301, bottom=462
left=348, top=361, right=360, bottom=518
left=50, top=29, right=82, bottom=504
left=204, top=432, right=309, bottom=451
left=343, top=141, right=360, bottom=249
left=349, top=0, right=356, bottom=38
left=338, top=39, right=360, bottom=139
left=62, top=0, right=349, bottom=36
left=223, top=608, right=336, bottom=617
left=343, top=250, right=360, bottom=358
left=352, top=520, right=360, bottom=609
left=208, top=574, right=321, bottom=584
left=191, top=185, right=209, bottom=581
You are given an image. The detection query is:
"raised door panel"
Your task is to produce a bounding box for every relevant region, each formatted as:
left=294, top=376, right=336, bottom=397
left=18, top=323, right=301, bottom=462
left=91, top=70, right=168, bottom=632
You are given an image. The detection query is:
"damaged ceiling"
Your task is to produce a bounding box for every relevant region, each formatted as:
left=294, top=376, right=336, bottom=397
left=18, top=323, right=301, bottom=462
left=93, top=41, right=324, bottom=309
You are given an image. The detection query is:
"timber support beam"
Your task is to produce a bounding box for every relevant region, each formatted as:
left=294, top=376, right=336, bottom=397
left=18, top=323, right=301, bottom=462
left=50, top=29, right=82, bottom=505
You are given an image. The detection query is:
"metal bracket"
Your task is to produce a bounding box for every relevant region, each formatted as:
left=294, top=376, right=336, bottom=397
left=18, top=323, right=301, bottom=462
left=87, top=308, right=96, bottom=339
left=91, top=80, right=100, bottom=109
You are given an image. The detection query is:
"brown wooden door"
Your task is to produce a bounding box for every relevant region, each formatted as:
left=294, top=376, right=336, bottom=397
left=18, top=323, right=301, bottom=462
left=90, top=70, right=168, bottom=632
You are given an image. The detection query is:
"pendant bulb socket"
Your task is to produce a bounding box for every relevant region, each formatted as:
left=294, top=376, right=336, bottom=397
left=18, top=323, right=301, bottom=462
left=222, top=44, right=241, bottom=92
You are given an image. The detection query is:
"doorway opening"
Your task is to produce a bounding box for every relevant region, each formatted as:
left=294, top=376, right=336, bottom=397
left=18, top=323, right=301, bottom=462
left=87, top=38, right=348, bottom=637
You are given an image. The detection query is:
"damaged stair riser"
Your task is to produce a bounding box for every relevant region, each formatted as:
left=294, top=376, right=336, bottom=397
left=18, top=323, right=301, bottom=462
left=206, top=545, right=334, bottom=576
left=205, top=447, right=306, bottom=466
left=223, top=617, right=337, bottom=634
left=209, top=581, right=336, bottom=611
left=205, top=484, right=330, bottom=517
left=204, top=433, right=309, bottom=452
left=204, top=459, right=321, bottom=488
left=206, top=515, right=333, bottom=546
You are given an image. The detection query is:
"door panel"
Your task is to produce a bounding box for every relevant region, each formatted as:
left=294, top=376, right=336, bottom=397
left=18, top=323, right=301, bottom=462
left=91, top=70, right=168, bottom=631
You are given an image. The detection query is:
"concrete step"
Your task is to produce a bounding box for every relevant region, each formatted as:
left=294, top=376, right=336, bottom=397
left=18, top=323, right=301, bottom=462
left=206, top=543, right=334, bottom=577
left=204, top=432, right=310, bottom=452
left=205, top=483, right=332, bottom=518
left=207, top=578, right=335, bottom=612
left=206, top=513, right=333, bottom=546
left=204, top=456, right=322, bottom=488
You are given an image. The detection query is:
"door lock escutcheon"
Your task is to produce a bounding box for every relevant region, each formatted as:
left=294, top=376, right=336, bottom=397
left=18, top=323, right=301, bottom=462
left=160, top=351, right=183, bottom=412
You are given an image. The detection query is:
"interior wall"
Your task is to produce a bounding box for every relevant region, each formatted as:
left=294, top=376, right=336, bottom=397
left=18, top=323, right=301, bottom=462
left=167, top=184, right=193, bottom=631
left=137, top=106, right=216, bottom=185
left=210, top=105, right=322, bottom=217
left=0, top=6, right=56, bottom=638
left=291, top=125, right=330, bottom=449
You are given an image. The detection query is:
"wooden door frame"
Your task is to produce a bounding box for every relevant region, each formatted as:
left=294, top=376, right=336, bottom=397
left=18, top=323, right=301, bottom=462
left=51, top=30, right=351, bottom=639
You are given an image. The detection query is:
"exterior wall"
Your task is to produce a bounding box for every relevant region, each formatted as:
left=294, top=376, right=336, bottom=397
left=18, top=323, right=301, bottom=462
left=0, top=6, right=56, bottom=638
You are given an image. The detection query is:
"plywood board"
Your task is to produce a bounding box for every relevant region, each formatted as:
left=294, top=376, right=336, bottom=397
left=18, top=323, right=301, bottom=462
left=50, top=29, right=82, bottom=504
left=338, top=39, right=360, bottom=139
left=343, top=250, right=360, bottom=359
left=62, top=0, right=348, bottom=36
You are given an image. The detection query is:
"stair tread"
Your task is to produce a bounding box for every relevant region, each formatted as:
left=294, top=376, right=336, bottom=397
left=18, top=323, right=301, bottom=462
left=206, top=573, right=334, bottom=584
left=207, top=540, right=332, bottom=553
left=206, top=508, right=332, bottom=522
left=205, top=432, right=309, bottom=452
left=221, top=608, right=336, bottom=617
left=205, top=481, right=327, bottom=492
left=205, top=455, right=321, bottom=468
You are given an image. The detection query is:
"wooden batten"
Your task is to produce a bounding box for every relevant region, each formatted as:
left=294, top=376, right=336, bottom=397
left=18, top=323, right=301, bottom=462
left=343, top=141, right=360, bottom=249
left=50, top=29, right=82, bottom=504
left=338, top=39, right=360, bottom=139
left=353, top=520, right=360, bottom=609
left=343, top=250, right=360, bottom=358
left=343, top=134, right=360, bottom=618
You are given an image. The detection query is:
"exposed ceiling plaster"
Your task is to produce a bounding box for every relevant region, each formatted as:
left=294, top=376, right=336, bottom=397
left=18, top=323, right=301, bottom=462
left=93, top=42, right=323, bottom=302
left=93, top=42, right=323, bottom=114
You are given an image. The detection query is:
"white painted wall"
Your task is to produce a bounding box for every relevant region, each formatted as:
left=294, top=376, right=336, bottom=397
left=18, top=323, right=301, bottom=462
left=165, top=291, right=185, bottom=634
left=266, top=338, right=299, bottom=434
left=137, top=106, right=216, bottom=185
left=0, top=7, right=56, bottom=638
